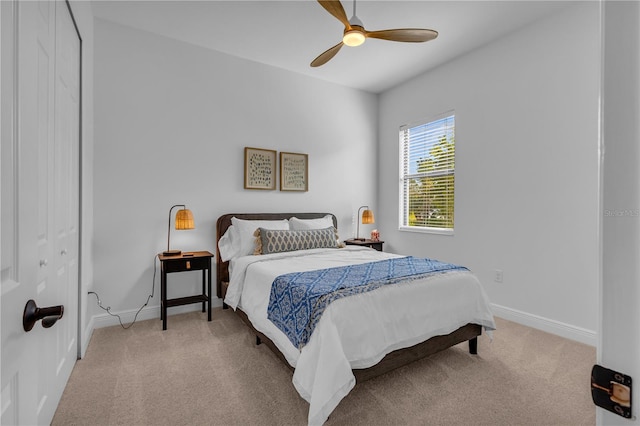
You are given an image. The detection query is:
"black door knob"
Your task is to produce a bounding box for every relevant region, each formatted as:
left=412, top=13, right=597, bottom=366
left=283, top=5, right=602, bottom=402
left=23, top=299, right=64, bottom=332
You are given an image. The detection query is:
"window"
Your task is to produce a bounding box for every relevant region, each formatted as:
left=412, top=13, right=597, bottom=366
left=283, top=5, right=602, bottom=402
left=399, top=113, right=455, bottom=234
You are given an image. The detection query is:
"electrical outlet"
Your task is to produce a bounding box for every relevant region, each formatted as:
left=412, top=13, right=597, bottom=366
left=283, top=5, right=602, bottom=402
left=494, top=269, right=503, bottom=283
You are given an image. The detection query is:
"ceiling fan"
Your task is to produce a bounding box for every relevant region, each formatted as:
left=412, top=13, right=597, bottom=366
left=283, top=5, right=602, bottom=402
left=311, top=0, right=438, bottom=67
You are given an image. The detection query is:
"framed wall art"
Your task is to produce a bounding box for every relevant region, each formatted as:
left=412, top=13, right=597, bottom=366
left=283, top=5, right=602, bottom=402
left=244, top=147, right=277, bottom=190
left=280, top=152, right=308, bottom=192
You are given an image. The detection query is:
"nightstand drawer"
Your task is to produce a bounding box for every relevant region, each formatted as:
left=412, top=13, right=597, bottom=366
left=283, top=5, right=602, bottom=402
left=344, top=239, right=384, bottom=252
left=162, top=256, right=209, bottom=273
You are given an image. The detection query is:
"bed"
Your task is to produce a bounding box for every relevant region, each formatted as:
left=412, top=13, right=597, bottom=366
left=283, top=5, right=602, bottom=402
left=216, top=213, right=495, bottom=425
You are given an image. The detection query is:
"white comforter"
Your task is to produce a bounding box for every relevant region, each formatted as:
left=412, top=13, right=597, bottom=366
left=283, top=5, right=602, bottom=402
left=224, top=247, right=495, bottom=425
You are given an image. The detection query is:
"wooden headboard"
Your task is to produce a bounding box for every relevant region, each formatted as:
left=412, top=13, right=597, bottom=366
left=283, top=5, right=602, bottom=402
left=215, top=213, right=337, bottom=300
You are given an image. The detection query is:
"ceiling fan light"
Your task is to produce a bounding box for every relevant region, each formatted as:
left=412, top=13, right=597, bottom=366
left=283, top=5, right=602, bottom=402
left=343, top=29, right=365, bottom=47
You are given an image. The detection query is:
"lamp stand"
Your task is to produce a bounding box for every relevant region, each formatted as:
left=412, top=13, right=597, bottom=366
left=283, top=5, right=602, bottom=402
left=162, top=249, right=182, bottom=256
left=163, top=204, right=185, bottom=256
left=355, top=205, right=367, bottom=241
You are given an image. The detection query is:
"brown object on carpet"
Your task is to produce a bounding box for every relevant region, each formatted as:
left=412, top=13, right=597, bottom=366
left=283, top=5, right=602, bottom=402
left=52, top=309, right=595, bottom=425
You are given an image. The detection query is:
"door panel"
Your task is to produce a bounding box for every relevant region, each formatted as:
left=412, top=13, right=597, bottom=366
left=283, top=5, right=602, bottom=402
left=49, top=3, right=79, bottom=419
left=1, top=1, right=42, bottom=424
left=1, top=1, right=80, bottom=424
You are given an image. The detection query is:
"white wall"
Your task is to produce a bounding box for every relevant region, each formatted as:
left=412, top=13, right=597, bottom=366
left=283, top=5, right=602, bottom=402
left=92, top=19, right=377, bottom=325
left=377, top=2, right=600, bottom=344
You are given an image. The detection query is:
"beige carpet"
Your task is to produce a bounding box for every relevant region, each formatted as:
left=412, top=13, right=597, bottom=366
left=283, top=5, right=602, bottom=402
left=53, top=309, right=595, bottom=425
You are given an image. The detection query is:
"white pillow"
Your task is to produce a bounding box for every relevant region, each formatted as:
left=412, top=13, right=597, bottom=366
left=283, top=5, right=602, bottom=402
left=230, top=217, right=289, bottom=258
left=289, top=215, right=334, bottom=231
left=217, top=225, right=239, bottom=262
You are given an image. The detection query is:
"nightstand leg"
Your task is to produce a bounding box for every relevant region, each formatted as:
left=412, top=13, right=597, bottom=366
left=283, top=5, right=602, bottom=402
left=207, top=262, right=212, bottom=321
left=201, top=269, right=206, bottom=313
left=161, top=267, right=167, bottom=331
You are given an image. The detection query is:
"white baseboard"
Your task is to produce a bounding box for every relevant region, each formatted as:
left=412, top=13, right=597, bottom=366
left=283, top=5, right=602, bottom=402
left=491, top=303, right=597, bottom=347
left=91, top=304, right=161, bottom=329
left=85, top=301, right=595, bottom=349
left=90, top=299, right=225, bottom=330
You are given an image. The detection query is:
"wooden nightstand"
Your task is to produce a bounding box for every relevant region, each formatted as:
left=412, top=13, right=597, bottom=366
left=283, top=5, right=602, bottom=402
left=344, top=239, right=384, bottom=252
left=158, top=251, right=213, bottom=330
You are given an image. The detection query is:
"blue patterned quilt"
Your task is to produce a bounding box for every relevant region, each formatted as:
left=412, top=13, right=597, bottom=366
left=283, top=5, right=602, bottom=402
left=267, top=256, right=467, bottom=349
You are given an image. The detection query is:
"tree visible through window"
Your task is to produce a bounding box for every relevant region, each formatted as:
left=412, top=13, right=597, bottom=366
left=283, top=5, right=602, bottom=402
left=400, top=114, right=455, bottom=232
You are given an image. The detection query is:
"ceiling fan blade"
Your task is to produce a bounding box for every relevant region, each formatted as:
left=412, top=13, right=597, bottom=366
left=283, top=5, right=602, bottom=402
left=317, top=0, right=351, bottom=29
left=365, top=28, right=438, bottom=43
left=310, top=42, right=344, bottom=67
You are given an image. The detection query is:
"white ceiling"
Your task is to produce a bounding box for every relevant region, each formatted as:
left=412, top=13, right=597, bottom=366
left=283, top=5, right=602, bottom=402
left=92, top=0, right=571, bottom=93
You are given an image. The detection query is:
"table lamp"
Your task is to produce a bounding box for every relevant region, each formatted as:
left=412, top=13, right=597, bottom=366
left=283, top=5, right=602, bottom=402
left=163, top=204, right=195, bottom=256
left=355, top=205, right=374, bottom=241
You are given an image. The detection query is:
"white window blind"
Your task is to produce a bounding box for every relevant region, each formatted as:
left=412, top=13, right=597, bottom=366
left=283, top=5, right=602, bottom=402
left=399, top=114, right=455, bottom=232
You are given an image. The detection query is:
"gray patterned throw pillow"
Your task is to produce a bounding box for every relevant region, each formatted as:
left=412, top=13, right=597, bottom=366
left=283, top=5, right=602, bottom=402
left=255, top=227, right=338, bottom=255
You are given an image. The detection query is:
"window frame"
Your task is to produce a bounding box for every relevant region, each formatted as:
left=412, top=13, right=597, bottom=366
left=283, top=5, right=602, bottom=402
left=398, top=111, right=456, bottom=236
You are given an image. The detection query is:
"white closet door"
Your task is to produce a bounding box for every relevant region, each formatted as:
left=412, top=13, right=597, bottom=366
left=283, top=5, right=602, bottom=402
left=1, top=1, right=80, bottom=424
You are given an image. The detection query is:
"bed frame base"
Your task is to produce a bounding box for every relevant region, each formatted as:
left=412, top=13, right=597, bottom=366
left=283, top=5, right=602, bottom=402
left=235, top=307, right=481, bottom=383
left=353, top=324, right=480, bottom=382
left=236, top=308, right=295, bottom=373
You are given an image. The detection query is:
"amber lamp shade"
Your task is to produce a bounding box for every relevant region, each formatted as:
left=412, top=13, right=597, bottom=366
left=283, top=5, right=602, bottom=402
left=174, top=209, right=194, bottom=230
left=163, top=204, right=195, bottom=256
left=361, top=209, right=374, bottom=224
left=356, top=206, right=375, bottom=241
